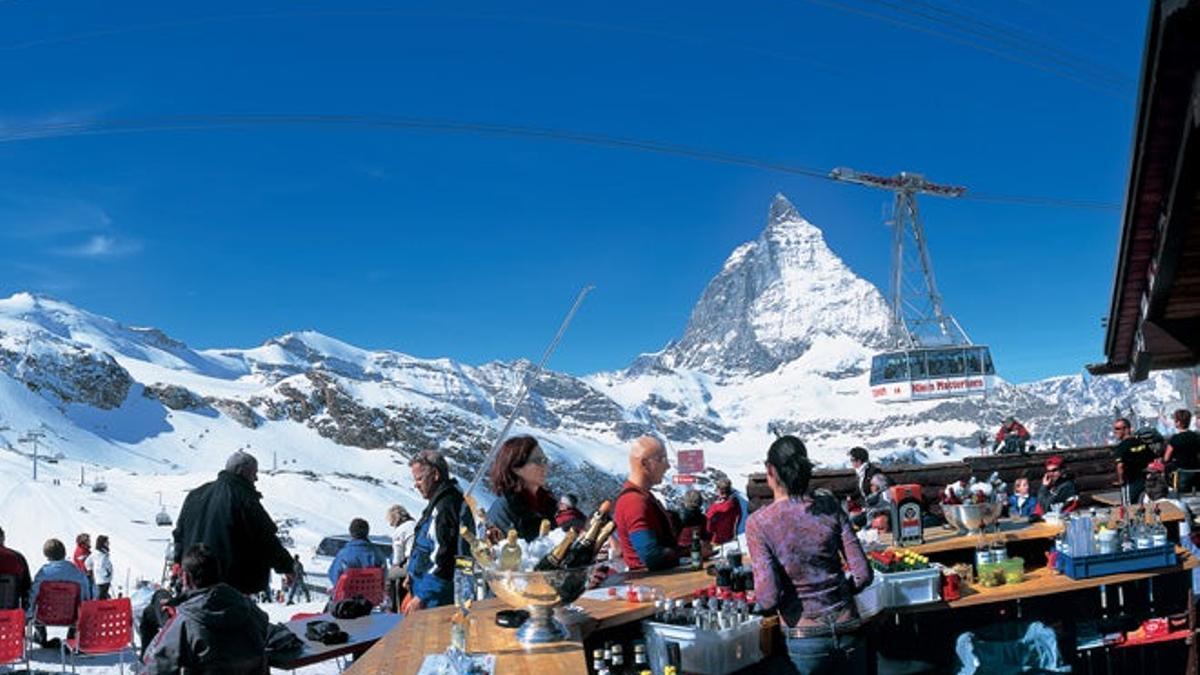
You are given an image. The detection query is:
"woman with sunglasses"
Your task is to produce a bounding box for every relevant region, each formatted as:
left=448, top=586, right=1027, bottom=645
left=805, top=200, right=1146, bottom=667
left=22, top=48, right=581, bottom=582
left=746, top=435, right=873, bottom=674
left=485, top=435, right=559, bottom=543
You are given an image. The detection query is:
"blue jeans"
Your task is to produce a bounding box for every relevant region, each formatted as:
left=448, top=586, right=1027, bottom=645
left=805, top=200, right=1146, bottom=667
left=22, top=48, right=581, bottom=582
left=785, top=631, right=868, bottom=675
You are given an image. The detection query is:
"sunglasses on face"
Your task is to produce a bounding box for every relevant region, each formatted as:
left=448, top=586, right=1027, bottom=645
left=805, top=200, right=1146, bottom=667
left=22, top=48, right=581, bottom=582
left=521, top=452, right=548, bottom=467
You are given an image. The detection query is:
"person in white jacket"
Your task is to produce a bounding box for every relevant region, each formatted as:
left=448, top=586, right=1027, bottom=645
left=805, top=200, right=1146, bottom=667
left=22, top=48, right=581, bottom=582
left=85, top=535, right=114, bottom=599
left=386, top=504, right=416, bottom=612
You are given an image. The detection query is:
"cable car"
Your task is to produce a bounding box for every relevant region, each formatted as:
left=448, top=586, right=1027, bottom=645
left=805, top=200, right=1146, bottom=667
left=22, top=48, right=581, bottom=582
left=870, top=345, right=995, bottom=403
left=155, top=507, right=173, bottom=527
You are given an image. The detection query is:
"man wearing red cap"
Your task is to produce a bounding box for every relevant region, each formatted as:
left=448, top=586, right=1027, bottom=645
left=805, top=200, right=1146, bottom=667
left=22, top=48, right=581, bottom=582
left=1035, top=455, right=1079, bottom=516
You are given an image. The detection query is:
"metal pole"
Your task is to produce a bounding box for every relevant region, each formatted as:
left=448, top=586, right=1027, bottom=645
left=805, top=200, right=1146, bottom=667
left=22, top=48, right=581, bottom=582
left=462, top=285, right=594, bottom=503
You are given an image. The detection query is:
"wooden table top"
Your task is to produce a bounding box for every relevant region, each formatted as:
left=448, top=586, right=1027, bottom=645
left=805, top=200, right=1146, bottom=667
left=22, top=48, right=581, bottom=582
left=881, top=502, right=1184, bottom=555
left=347, top=567, right=715, bottom=675
left=894, top=548, right=1199, bottom=613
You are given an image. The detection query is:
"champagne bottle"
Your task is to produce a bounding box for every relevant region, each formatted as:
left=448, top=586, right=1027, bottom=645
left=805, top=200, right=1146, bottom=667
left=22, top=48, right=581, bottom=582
left=690, top=529, right=703, bottom=569
left=528, top=519, right=555, bottom=560
left=564, top=521, right=616, bottom=568
left=499, top=530, right=524, bottom=571
left=534, top=528, right=579, bottom=571
left=460, top=525, right=494, bottom=566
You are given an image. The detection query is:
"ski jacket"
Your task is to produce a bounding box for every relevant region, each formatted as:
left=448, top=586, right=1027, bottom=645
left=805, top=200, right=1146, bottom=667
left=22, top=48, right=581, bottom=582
left=29, top=560, right=93, bottom=617
left=390, top=520, right=416, bottom=566
left=85, top=549, right=113, bottom=585
left=72, top=544, right=90, bottom=575
left=140, top=583, right=269, bottom=675
left=706, top=497, right=742, bottom=546
left=486, top=488, right=558, bottom=542
left=555, top=507, right=586, bottom=532
left=408, top=479, right=473, bottom=608
left=172, top=471, right=294, bottom=595
left=0, top=545, right=32, bottom=610
left=328, top=538, right=387, bottom=587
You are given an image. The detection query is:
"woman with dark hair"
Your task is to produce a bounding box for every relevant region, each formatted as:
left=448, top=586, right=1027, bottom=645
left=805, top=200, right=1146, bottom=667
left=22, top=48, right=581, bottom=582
left=746, top=435, right=873, bottom=675
left=485, top=435, right=558, bottom=542
left=86, top=535, right=113, bottom=599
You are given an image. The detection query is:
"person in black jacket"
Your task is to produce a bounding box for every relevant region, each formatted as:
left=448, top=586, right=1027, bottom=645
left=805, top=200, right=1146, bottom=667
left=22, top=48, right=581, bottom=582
left=141, top=544, right=269, bottom=675
left=172, top=451, right=295, bottom=595
left=485, top=435, right=558, bottom=543
left=404, top=450, right=473, bottom=613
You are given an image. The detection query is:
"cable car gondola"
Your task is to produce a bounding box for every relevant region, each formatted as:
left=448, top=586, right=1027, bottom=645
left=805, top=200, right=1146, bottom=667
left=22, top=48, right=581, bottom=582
left=870, top=345, right=995, bottom=402
left=830, top=168, right=1000, bottom=404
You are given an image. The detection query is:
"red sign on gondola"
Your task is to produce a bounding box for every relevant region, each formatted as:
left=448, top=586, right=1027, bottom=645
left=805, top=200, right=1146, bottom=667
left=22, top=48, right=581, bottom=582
left=676, top=449, right=705, bottom=475
left=673, top=475, right=697, bottom=485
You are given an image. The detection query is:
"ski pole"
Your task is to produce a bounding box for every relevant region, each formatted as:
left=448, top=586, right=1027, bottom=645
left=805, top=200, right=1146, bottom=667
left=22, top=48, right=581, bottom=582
left=462, top=285, right=594, bottom=506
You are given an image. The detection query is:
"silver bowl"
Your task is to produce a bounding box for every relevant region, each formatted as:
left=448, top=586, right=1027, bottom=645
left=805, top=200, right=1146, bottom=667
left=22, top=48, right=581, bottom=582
left=483, top=566, right=593, bottom=644
left=945, top=502, right=1004, bottom=534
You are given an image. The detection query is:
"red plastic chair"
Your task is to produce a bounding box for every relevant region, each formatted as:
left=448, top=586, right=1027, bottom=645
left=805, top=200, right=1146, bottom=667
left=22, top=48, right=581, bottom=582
left=33, top=580, right=81, bottom=626
left=0, top=608, right=28, bottom=672
left=331, top=567, right=385, bottom=607
left=62, top=598, right=134, bottom=674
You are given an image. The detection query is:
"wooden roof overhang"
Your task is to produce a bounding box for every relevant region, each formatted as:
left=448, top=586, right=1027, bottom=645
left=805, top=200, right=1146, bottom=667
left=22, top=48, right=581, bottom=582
left=1091, top=0, right=1200, bottom=381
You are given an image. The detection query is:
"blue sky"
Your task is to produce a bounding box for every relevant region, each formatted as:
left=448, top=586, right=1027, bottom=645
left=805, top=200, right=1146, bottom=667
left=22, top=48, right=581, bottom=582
left=0, top=1, right=1145, bottom=383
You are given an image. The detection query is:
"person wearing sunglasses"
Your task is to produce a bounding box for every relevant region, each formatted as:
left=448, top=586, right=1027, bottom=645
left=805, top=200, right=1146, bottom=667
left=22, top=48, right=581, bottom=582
left=1113, top=417, right=1152, bottom=504
left=485, top=435, right=560, bottom=543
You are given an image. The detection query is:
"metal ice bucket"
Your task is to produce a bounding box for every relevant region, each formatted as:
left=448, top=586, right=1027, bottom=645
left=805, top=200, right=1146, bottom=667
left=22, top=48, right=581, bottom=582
left=483, top=566, right=593, bottom=644
left=945, top=502, right=1004, bottom=534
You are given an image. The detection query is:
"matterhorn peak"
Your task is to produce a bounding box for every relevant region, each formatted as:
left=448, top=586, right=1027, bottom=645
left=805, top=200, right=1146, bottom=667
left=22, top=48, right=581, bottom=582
left=767, top=192, right=802, bottom=225
left=653, top=194, right=893, bottom=378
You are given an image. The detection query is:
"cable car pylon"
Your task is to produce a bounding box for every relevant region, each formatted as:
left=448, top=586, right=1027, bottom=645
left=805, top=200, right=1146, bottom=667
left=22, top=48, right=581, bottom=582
left=830, top=167, right=996, bottom=403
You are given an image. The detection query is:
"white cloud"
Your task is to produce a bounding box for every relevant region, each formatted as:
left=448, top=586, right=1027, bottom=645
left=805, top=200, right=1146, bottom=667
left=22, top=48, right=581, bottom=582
left=55, top=234, right=142, bottom=258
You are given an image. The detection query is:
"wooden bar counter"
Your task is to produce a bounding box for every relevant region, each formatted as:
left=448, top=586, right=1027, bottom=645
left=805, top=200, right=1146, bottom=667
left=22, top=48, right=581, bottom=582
left=348, top=567, right=716, bottom=675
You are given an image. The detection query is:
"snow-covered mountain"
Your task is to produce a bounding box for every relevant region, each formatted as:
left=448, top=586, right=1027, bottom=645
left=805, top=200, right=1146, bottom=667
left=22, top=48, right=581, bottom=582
left=0, top=193, right=1190, bottom=598
left=656, top=194, right=892, bottom=377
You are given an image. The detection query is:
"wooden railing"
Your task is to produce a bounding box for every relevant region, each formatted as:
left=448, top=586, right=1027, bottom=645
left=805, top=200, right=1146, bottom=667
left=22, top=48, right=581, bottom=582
left=745, top=445, right=1119, bottom=511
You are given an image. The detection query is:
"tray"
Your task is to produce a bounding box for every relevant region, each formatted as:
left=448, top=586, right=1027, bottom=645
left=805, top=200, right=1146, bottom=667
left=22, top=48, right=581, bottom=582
left=1055, top=545, right=1177, bottom=579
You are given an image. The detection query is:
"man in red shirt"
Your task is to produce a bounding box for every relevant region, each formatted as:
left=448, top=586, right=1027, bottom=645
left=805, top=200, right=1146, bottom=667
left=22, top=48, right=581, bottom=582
left=613, top=436, right=682, bottom=571
left=0, top=526, right=32, bottom=609
left=706, top=478, right=742, bottom=546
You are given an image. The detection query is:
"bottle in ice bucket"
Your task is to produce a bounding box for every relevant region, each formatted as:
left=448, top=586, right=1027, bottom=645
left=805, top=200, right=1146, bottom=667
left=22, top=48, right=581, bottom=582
left=459, top=525, right=494, bottom=567
left=535, top=528, right=578, bottom=571
left=690, top=529, right=702, bottom=569
left=561, top=501, right=613, bottom=568
left=499, top=530, right=524, bottom=571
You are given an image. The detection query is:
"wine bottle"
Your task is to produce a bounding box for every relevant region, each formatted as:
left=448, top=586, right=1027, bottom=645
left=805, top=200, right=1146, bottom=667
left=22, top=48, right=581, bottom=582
left=690, top=529, right=703, bottom=569
left=564, top=521, right=616, bottom=568
left=460, top=525, right=494, bottom=566
left=534, top=528, right=579, bottom=571
left=499, top=530, right=524, bottom=571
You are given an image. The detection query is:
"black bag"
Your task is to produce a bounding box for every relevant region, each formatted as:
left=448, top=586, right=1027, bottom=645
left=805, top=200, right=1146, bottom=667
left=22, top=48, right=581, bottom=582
left=304, top=620, right=349, bottom=645
left=328, top=596, right=373, bottom=619
left=265, top=622, right=305, bottom=666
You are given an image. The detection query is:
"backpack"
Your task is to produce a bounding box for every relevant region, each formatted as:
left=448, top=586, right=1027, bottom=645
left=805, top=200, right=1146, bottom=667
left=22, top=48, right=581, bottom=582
left=1135, top=427, right=1166, bottom=457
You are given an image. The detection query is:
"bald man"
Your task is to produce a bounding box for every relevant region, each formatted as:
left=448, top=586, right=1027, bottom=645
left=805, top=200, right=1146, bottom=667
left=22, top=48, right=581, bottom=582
left=613, top=436, right=681, bottom=571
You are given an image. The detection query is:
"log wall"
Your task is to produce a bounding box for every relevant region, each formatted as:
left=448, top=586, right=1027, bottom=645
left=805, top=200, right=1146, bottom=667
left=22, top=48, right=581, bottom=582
left=745, top=446, right=1119, bottom=512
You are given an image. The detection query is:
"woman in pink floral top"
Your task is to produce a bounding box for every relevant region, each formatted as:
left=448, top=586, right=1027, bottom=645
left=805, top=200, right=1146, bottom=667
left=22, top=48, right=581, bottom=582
left=746, top=435, right=873, bottom=674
